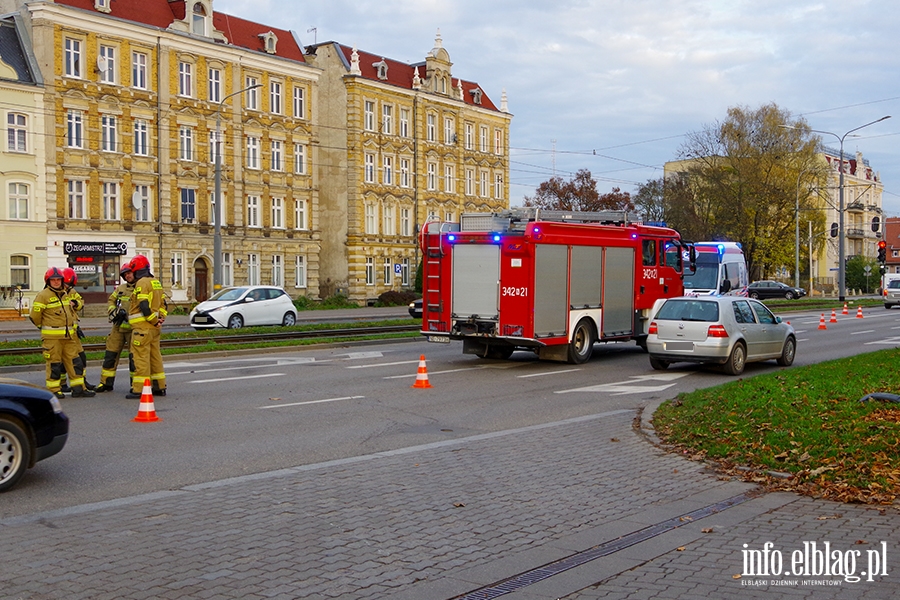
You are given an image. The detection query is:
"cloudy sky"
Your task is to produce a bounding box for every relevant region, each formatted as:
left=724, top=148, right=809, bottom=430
left=218, top=0, right=900, bottom=215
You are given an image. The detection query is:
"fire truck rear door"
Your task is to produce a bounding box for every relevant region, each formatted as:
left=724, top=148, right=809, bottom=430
left=452, top=245, right=500, bottom=318
left=603, top=247, right=635, bottom=336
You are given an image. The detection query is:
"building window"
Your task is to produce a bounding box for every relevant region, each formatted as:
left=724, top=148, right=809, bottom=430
left=133, top=185, right=151, bottom=221
left=444, top=117, right=454, bottom=144
left=10, top=255, right=30, bottom=290
left=209, top=131, right=219, bottom=164
left=271, top=197, right=284, bottom=229
left=294, top=255, right=306, bottom=288
left=480, top=170, right=488, bottom=197
left=247, top=195, right=260, bottom=227
left=8, top=182, right=28, bottom=220
left=102, top=181, right=119, bottom=220
left=426, top=114, right=436, bottom=141
left=222, top=252, right=233, bottom=286
left=132, top=51, right=147, bottom=89
left=364, top=100, right=375, bottom=131
left=180, top=188, right=196, bottom=223
left=480, top=126, right=488, bottom=152
left=427, top=163, right=437, bottom=190
left=272, top=255, right=284, bottom=287
left=100, top=115, right=117, bottom=152
left=270, top=81, right=282, bottom=114
left=179, top=126, right=194, bottom=161
left=208, top=68, right=221, bottom=103
left=495, top=129, right=504, bottom=155
left=192, top=2, right=207, bottom=36
left=271, top=140, right=283, bottom=172
left=399, top=108, right=410, bottom=137
left=383, top=257, right=392, bottom=286
left=465, top=168, right=474, bottom=196
left=210, top=192, right=225, bottom=227
left=178, top=61, right=193, bottom=97
left=495, top=173, right=503, bottom=199
left=382, top=104, right=393, bottom=135
left=365, top=203, right=376, bottom=234
left=400, top=208, right=410, bottom=237
left=465, top=123, right=474, bottom=150
left=98, top=45, right=115, bottom=83
left=246, top=136, right=260, bottom=169
left=365, top=257, right=374, bottom=286
left=171, top=252, right=184, bottom=289
left=364, top=153, right=375, bottom=183
left=444, top=165, right=455, bottom=193
left=292, top=86, right=305, bottom=119
left=67, top=180, right=86, bottom=219
left=401, top=258, right=410, bottom=287
left=64, top=38, right=82, bottom=78
left=248, top=253, right=259, bottom=285
left=294, top=198, right=307, bottom=230
left=66, top=110, right=83, bottom=148
left=133, top=119, right=149, bottom=155
left=293, top=143, right=306, bottom=174
left=245, top=76, right=259, bottom=110
left=382, top=155, right=393, bottom=185
left=400, top=158, right=410, bottom=188
left=7, top=113, right=27, bottom=152
left=383, top=205, right=395, bottom=235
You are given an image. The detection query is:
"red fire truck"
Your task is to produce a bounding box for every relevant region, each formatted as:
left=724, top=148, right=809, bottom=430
left=418, top=209, right=693, bottom=363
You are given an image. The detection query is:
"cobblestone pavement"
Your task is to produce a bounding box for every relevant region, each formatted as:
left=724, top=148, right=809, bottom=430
left=2, top=406, right=896, bottom=599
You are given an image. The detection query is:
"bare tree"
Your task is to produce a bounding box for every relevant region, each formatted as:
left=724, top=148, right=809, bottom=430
left=524, top=169, right=634, bottom=212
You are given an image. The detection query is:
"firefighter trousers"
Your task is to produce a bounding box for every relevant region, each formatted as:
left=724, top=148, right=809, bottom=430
left=100, top=326, right=132, bottom=387
left=130, top=325, right=165, bottom=393
left=42, top=337, right=84, bottom=393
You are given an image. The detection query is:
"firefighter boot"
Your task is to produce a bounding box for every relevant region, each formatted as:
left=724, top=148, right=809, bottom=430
left=94, top=377, right=114, bottom=393
left=71, top=385, right=96, bottom=398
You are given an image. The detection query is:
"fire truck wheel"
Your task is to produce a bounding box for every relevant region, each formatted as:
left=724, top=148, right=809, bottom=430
left=649, top=357, right=669, bottom=371
left=567, top=319, right=595, bottom=364
left=723, top=342, right=746, bottom=376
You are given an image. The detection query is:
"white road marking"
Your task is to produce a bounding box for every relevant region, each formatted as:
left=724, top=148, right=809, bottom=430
left=383, top=363, right=520, bottom=379
left=518, top=368, right=581, bottom=378
left=258, top=395, right=365, bottom=409
left=191, top=373, right=284, bottom=383
left=556, top=372, right=691, bottom=395
left=851, top=330, right=875, bottom=335
left=347, top=360, right=421, bottom=369
left=343, top=351, right=385, bottom=359
left=865, top=337, right=900, bottom=345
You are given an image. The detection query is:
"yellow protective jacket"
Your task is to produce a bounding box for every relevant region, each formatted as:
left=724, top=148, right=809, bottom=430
left=128, top=276, right=167, bottom=328
left=30, top=287, right=78, bottom=339
left=64, top=288, right=83, bottom=323
left=107, top=282, right=135, bottom=331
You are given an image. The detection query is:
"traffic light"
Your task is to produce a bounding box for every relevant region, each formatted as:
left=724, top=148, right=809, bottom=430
left=830, top=222, right=839, bottom=237
left=878, top=240, right=887, bottom=263
left=880, top=264, right=887, bottom=275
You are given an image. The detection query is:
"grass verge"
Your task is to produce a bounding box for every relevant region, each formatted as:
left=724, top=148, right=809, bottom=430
left=652, top=348, right=900, bottom=505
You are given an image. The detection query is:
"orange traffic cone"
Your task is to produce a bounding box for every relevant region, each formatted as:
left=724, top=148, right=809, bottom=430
left=411, top=355, right=432, bottom=389
left=132, top=378, right=161, bottom=422
left=856, top=306, right=864, bottom=319
left=830, top=309, right=838, bottom=323
left=842, top=303, right=849, bottom=315
left=818, top=314, right=827, bottom=330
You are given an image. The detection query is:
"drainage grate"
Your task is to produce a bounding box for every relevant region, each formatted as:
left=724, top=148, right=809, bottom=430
left=454, top=490, right=762, bottom=600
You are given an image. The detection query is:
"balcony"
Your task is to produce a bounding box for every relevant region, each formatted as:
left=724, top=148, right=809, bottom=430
left=846, top=202, right=865, bottom=213
left=847, top=228, right=865, bottom=239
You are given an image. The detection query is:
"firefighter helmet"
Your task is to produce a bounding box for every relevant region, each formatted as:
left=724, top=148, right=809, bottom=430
left=44, top=267, right=65, bottom=285
left=120, top=263, right=133, bottom=278
left=129, top=255, right=150, bottom=272
left=62, top=267, right=78, bottom=287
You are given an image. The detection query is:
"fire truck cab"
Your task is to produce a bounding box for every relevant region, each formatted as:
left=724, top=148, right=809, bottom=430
left=419, top=209, right=691, bottom=363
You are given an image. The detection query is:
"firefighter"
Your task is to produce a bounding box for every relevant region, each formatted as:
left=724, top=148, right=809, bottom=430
left=59, top=267, right=95, bottom=392
left=95, top=263, right=136, bottom=392
left=29, top=267, right=95, bottom=398
left=126, top=255, right=167, bottom=399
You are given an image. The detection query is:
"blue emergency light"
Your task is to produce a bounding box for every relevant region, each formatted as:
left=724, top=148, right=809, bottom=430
left=448, top=234, right=456, bottom=242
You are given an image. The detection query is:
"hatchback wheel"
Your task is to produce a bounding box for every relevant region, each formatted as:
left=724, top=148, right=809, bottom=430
left=227, top=314, right=244, bottom=329
left=649, top=357, right=670, bottom=371
left=282, top=312, right=296, bottom=327
left=0, top=418, right=31, bottom=493
left=723, top=342, right=746, bottom=375
left=776, top=336, right=796, bottom=366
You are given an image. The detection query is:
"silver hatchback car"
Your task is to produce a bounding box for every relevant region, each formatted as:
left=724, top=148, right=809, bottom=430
left=646, top=296, right=796, bottom=375
left=884, top=279, right=900, bottom=309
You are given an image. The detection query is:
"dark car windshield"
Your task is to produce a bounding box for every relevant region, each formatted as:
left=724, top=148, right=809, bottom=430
left=656, top=300, right=720, bottom=322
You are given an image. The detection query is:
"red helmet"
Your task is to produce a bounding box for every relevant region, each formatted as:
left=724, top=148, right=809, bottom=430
left=44, top=267, right=65, bottom=285
left=62, top=267, right=77, bottom=286
left=120, top=263, right=133, bottom=278
left=129, top=255, right=150, bottom=272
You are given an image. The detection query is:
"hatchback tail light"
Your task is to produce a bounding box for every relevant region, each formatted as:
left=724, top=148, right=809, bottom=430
left=648, top=321, right=658, bottom=335
left=707, top=324, right=729, bottom=338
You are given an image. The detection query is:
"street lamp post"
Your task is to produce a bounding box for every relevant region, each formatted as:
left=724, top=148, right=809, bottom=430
left=214, top=83, right=261, bottom=292
left=784, top=116, right=891, bottom=301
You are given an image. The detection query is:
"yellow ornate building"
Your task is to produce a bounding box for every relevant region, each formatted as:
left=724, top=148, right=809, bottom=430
left=3, top=0, right=320, bottom=305
left=305, top=32, right=512, bottom=302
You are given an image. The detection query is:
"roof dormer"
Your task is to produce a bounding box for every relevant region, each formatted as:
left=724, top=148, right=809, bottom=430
left=259, top=31, right=278, bottom=54
left=372, top=58, right=388, bottom=80
left=191, top=1, right=211, bottom=37
left=94, top=0, right=112, bottom=13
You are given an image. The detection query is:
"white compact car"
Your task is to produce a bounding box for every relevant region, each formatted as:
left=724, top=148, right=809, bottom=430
left=189, top=286, right=297, bottom=330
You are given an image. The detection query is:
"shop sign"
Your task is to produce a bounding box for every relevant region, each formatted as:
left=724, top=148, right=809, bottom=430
left=64, top=241, right=128, bottom=255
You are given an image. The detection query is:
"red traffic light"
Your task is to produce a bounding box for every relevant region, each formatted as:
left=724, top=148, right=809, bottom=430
left=878, top=240, right=887, bottom=249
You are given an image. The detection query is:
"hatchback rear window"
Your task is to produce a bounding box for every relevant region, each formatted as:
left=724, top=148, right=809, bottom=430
left=888, top=280, right=900, bottom=289
left=656, top=300, right=719, bottom=322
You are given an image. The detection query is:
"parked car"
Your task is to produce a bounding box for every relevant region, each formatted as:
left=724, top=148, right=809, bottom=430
left=646, top=296, right=796, bottom=375
left=0, top=378, right=69, bottom=492
left=884, top=279, right=900, bottom=308
left=408, top=299, right=423, bottom=319
left=190, top=286, right=298, bottom=330
left=747, top=280, right=807, bottom=300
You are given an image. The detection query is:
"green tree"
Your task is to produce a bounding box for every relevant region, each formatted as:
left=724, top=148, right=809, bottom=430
left=524, top=169, right=634, bottom=211
left=845, top=255, right=879, bottom=294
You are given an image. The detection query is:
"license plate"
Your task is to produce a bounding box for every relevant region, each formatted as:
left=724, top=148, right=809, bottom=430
left=195, top=316, right=210, bottom=323
left=665, top=341, right=694, bottom=351
left=427, top=335, right=450, bottom=344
